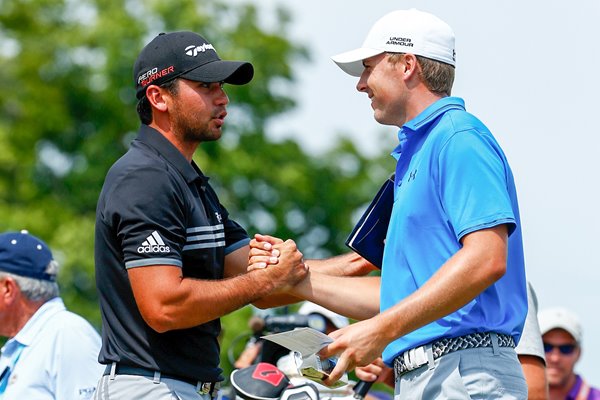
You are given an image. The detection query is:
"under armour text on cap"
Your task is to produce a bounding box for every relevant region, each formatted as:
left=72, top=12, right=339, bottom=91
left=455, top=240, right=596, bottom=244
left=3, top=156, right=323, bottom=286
left=133, top=31, right=254, bottom=99
left=539, top=307, right=583, bottom=343
left=331, top=9, right=456, bottom=77
left=0, top=230, right=56, bottom=282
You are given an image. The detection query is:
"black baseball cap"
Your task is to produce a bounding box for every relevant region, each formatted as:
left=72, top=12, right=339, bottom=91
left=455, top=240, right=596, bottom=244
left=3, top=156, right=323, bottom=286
left=133, top=31, right=254, bottom=99
left=0, top=230, right=56, bottom=282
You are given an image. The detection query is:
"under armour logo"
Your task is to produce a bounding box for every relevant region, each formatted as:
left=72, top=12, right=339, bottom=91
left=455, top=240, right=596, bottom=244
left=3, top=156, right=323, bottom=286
left=408, top=169, right=418, bottom=182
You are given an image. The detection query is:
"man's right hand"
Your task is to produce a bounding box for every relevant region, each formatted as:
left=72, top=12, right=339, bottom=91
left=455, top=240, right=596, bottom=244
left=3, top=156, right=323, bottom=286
left=249, top=235, right=308, bottom=292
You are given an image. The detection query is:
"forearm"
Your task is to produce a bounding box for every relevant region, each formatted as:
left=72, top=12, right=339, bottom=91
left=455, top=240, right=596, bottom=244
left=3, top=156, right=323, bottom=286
left=290, top=270, right=380, bottom=320
left=519, top=355, right=548, bottom=400
left=251, top=253, right=376, bottom=309
left=132, top=241, right=306, bottom=332
left=377, top=227, right=507, bottom=342
left=142, top=268, right=283, bottom=332
left=251, top=293, right=303, bottom=309
left=247, top=254, right=375, bottom=309
left=308, top=252, right=378, bottom=277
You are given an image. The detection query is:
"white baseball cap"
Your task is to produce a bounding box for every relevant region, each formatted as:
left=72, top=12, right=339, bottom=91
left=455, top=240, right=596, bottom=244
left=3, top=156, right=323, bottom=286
left=332, top=9, right=456, bottom=77
left=538, top=307, right=583, bottom=343
left=298, top=302, right=349, bottom=329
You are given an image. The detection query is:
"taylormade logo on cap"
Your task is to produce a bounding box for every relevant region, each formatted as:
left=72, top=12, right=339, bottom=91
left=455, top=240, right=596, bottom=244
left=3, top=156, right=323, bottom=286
left=331, top=9, right=456, bottom=77
left=185, top=43, right=215, bottom=57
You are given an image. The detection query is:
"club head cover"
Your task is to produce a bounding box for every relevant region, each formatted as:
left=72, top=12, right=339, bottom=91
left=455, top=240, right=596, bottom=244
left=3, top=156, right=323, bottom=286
left=231, top=363, right=290, bottom=400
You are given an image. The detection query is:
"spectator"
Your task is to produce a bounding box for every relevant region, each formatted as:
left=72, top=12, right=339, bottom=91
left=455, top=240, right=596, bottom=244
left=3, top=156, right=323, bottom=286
left=0, top=230, right=103, bottom=399
left=539, top=307, right=600, bottom=400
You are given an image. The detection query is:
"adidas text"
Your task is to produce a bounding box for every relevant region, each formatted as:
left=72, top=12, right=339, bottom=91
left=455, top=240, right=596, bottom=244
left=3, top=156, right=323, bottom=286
left=137, top=244, right=170, bottom=253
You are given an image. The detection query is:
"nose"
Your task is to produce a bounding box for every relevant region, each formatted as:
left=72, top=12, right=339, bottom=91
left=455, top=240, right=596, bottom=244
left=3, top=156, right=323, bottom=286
left=216, top=87, right=229, bottom=106
left=356, top=73, right=368, bottom=93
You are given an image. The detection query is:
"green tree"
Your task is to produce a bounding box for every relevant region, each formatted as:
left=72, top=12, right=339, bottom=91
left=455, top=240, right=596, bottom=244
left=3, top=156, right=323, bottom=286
left=0, top=0, right=393, bottom=378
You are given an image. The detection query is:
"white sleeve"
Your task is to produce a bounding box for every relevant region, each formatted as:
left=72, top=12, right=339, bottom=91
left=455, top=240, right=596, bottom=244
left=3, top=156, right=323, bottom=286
left=515, top=281, right=546, bottom=363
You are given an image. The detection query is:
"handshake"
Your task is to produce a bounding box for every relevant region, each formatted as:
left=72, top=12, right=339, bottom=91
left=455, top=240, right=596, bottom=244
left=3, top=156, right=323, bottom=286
left=247, top=233, right=309, bottom=294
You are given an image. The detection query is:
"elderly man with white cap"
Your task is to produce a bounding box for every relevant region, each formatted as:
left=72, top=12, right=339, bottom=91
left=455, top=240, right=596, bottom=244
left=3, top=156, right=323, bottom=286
left=251, top=8, right=529, bottom=399
left=0, top=230, right=103, bottom=399
left=539, top=307, right=600, bottom=400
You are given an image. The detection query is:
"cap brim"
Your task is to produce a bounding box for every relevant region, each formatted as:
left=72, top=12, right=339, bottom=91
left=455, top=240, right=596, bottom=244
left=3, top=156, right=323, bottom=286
left=331, top=48, right=385, bottom=77
left=182, top=60, right=254, bottom=85
left=541, top=322, right=581, bottom=342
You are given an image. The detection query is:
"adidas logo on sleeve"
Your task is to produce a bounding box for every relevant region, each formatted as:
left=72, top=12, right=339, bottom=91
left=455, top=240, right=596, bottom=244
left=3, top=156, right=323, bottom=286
left=137, top=231, right=171, bottom=253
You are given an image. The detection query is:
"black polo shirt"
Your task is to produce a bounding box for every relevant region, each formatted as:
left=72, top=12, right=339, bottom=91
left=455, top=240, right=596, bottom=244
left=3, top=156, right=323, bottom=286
left=94, top=125, right=249, bottom=382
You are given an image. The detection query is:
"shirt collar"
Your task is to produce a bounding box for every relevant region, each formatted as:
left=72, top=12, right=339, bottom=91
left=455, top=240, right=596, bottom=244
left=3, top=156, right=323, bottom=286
left=392, top=96, right=466, bottom=160
left=567, top=375, right=584, bottom=399
left=5, top=297, right=65, bottom=349
left=402, top=96, right=465, bottom=135
left=137, top=125, right=207, bottom=185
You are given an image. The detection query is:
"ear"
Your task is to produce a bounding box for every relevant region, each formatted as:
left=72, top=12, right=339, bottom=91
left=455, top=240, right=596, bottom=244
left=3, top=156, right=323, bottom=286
left=401, top=54, right=420, bottom=78
left=0, top=277, right=20, bottom=303
left=145, top=85, right=170, bottom=113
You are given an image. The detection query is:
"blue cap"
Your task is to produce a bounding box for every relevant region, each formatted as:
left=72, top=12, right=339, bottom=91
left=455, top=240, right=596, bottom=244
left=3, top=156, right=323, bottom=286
left=0, top=230, right=56, bottom=281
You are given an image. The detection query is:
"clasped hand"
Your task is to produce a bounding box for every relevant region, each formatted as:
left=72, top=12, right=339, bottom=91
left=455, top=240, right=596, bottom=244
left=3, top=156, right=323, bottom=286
left=248, top=233, right=308, bottom=292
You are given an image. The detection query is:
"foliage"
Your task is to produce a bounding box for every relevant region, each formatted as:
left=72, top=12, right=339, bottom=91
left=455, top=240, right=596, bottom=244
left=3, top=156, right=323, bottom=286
left=0, top=0, right=394, bottom=379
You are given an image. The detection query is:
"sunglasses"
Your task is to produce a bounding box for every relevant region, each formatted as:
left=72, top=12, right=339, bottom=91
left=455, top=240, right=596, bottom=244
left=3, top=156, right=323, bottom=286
left=543, top=342, right=577, bottom=355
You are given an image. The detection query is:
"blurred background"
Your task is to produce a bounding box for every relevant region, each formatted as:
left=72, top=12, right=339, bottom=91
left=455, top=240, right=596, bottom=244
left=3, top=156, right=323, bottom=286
left=1, top=0, right=598, bottom=382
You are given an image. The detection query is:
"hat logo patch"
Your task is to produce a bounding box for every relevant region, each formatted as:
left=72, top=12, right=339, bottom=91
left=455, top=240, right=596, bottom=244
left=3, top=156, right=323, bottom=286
left=137, top=65, right=175, bottom=86
left=386, top=37, right=414, bottom=48
left=185, top=43, right=215, bottom=57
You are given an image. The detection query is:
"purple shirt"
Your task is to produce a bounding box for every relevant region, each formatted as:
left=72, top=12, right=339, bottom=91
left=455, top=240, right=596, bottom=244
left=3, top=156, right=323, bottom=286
left=568, top=375, right=600, bottom=400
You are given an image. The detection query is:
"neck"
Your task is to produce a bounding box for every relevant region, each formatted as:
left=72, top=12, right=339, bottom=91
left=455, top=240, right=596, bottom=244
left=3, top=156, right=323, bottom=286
left=402, top=91, right=446, bottom=126
left=149, top=121, right=197, bottom=162
left=2, top=298, right=45, bottom=338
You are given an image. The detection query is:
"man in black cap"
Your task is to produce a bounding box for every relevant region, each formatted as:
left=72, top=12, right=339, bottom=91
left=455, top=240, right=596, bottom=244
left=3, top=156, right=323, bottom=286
left=94, top=31, right=307, bottom=399
left=0, top=230, right=103, bottom=399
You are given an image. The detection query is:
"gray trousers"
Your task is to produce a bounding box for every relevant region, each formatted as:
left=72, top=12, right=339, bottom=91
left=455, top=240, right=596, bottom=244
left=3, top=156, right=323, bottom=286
left=395, top=346, right=527, bottom=400
left=93, top=373, right=213, bottom=400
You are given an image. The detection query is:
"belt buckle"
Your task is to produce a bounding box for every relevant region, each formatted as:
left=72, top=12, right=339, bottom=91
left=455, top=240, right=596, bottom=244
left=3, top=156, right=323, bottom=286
left=197, top=382, right=212, bottom=395
left=402, top=345, right=428, bottom=372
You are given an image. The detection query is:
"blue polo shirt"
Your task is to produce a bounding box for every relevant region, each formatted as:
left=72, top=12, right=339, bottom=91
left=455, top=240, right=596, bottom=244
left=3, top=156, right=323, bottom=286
left=380, top=97, right=527, bottom=365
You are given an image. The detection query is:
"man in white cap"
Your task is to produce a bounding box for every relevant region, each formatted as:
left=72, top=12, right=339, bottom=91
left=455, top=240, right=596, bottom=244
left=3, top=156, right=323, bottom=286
left=250, top=8, right=528, bottom=399
left=539, top=307, right=600, bottom=400
left=0, top=230, right=103, bottom=399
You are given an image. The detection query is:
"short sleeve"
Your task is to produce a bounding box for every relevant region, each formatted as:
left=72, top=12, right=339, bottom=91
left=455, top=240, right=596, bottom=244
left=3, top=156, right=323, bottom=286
left=438, top=129, right=516, bottom=240
left=104, top=164, right=187, bottom=268
left=515, top=282, right=545, bottom=361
